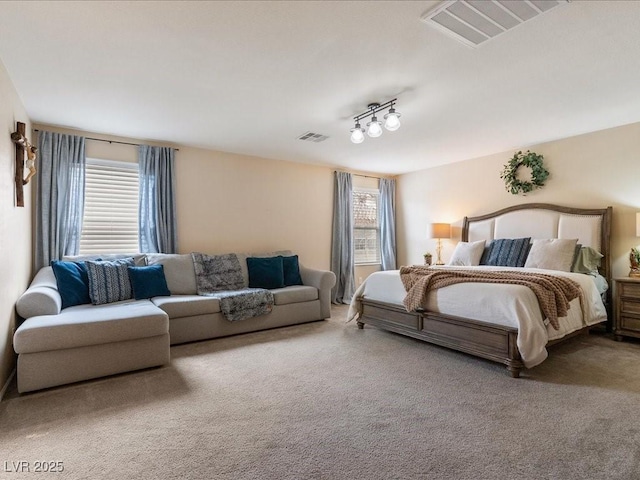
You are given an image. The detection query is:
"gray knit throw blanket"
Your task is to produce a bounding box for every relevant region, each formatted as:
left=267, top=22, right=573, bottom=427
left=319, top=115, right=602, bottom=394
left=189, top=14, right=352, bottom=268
left=192, top=252, right=274, bottom=321
left=210, top=288, right=274, bottom=322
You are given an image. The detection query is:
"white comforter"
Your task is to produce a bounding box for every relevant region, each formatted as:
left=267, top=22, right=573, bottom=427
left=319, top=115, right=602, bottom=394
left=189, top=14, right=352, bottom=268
left=347, top=266, right=608, bottom=368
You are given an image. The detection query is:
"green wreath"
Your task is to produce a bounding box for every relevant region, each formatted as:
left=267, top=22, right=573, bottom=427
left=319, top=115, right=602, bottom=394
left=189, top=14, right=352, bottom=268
left=500, top=150, right=549, bottom=195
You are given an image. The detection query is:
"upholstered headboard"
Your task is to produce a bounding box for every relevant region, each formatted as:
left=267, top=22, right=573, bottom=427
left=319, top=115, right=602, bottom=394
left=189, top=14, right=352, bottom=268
left=462, top=203, right=613, bottom=306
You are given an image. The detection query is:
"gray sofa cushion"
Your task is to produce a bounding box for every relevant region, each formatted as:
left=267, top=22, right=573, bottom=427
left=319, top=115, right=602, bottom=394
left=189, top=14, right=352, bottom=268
left=14, top=300, right=168, bottom=354
left=271, top=286, right=318, bottom=305
left=152, top=295, right=221, bottom=318
left=145, top=254, right=197, bottom=295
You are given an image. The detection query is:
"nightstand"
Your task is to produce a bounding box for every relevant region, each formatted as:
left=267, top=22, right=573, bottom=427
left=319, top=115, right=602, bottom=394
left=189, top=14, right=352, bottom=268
left=614, top=277, right=640, bottom=341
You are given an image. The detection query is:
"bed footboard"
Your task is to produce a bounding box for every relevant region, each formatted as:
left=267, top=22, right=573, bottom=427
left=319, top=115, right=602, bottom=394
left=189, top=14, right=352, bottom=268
left=358, top=299, right=524, bottom=378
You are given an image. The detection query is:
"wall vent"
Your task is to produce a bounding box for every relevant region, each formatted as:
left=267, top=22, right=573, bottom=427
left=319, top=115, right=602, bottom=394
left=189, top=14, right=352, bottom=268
left=421, top=0, right=568, bottom=48
left=297, top=132, right=329, bottom=143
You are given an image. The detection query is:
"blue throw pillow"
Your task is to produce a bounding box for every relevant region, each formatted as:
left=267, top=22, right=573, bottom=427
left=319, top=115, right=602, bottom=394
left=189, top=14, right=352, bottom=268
left=127, top=265, right=171, bottom=300
left=50, top=260, right=92, bottom=309
left=481, top=238, right=531, bottom=267
left=247, top=256, right=285, bottom=289
left=282, top=255, right=303, bottom=286
left=86, top=258, right=135, bottom=305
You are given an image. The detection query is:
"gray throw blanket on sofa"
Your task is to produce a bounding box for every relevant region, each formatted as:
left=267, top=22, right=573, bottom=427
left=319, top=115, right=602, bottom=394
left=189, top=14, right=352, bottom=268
left=209, top=288, right=274, bottom=322
left=192, top=252, right=274, bottom=321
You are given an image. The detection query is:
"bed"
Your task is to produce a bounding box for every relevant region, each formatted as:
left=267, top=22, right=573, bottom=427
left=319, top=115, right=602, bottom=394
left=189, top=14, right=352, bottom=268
left=349, top=203, right=612, bottom=377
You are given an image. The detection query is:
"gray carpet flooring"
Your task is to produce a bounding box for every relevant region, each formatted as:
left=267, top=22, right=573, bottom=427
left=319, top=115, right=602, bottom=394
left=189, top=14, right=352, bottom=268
left=2, top=305, right=640, bottom=480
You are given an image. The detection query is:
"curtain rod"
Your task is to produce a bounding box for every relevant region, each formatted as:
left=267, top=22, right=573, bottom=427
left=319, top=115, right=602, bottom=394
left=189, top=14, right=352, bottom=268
left=337, top=171, right=385, bottom=180
left=34, top=129, right=179, bottom=151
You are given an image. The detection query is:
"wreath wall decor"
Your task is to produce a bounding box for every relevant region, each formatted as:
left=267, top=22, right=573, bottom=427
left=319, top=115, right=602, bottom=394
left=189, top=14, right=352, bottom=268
left=500, top=150, right=549, bottom=195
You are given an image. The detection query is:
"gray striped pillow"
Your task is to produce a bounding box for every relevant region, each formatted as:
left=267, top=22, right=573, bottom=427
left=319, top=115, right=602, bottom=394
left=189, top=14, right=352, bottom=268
left=86, top=258, right=135, bottom=305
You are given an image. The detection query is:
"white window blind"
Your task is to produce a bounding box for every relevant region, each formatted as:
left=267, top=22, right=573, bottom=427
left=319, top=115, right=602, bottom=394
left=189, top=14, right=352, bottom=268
left=353, top=189, right=381, bottom=264
left=79, top=158, right=140, bottom=254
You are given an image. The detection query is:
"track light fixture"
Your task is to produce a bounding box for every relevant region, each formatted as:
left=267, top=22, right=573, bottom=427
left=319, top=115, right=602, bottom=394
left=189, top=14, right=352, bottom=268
left=350, top=99, right=401, bottom=144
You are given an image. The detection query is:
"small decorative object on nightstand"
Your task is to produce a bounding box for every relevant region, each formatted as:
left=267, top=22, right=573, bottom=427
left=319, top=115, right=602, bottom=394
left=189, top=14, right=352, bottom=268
left=423, top=252, right=432, bottom=266
left=614, top=277, right=640, bottom=341
left=630, top=249, right=640, bottom=278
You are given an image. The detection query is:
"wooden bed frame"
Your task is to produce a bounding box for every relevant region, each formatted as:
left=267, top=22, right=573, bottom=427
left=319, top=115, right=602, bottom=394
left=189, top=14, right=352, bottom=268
left=356, top=203, right=612, bottom=378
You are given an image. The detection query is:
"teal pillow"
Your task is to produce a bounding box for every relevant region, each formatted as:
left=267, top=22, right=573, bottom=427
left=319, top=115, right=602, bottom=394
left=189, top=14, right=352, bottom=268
left=51, top=260, right=91, bottom=309
left=282, top=255, right=303, bottom=286
left=86, top=258, right=135, bottom=305
left=481, top=238, right=531, bottom=267
left=247, top=256, right=285, bottom=289
left=127, top=265, right=171, bottom=300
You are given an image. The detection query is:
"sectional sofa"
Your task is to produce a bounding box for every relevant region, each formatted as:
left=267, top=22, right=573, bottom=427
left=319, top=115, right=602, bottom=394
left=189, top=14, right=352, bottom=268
left=14, top=251, right=336, bottom=393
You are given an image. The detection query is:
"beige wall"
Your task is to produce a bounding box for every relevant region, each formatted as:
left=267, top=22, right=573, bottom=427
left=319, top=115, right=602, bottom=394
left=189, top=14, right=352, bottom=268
left=0, top=60, right=32, bottom=393
left=33, top=125, right=335, bottom=271
left=396, top=121, right=640, bottom=280
left=176, top=147, right=333, bottom=269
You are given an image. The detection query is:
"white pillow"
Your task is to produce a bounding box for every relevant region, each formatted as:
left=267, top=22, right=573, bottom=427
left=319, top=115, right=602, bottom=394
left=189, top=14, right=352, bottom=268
left=524, top=238, right=578, bottom=272
left=448, top=240, right=486, bottom=266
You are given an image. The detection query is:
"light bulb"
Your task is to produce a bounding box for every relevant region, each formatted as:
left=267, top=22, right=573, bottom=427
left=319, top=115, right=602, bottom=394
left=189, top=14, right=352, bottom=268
left=384, top=107, right=401, bottom=131
left=366, top=116, right=383, bottom=138
left=350, top=123, right=365, bottom=144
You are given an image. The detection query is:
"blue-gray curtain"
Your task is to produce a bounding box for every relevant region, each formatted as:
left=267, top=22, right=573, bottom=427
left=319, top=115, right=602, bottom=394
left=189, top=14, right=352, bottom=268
left=35, top=131, right=86, bottom=270
left=330, top=171, right=355, bottom=304
left=379, top=178, right=397, bottom=270
left=138, top=145, right=177, bottom=253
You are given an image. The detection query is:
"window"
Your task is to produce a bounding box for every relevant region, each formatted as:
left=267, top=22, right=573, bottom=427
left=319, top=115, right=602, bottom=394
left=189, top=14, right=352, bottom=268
left=79, top=158, right=140, bottom=254
left=353, top=188, right=381, bottom=264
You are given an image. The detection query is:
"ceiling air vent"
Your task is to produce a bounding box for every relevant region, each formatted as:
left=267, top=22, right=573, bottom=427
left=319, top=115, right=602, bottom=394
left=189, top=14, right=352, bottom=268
left=297, top=132, right=329, bottom=143
left=421, top=0, right=568, bottom=48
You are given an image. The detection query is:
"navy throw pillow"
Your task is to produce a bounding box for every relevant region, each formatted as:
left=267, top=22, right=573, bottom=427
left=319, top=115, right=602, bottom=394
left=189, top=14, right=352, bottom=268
left=482, top=238, right=531, bottom=267
left=282, top=255, right=303, bottom=286
left=127, top=265, right=171, bottom=300
left=247, top=256, right=285, bottom=289
left=51, top=260, right=92, bottom=309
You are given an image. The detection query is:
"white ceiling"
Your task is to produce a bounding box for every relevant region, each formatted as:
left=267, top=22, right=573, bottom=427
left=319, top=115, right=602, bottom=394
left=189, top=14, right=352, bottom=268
left=1, top=1, right=640, bottom=175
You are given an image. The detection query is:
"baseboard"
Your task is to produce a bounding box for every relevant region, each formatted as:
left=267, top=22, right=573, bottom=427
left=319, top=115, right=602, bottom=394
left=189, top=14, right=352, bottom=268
left=0, top=368, right=16, bottom=401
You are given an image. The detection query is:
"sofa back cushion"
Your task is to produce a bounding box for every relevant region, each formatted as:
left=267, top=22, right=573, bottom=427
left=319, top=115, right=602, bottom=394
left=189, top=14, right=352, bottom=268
left=145, top=254, right=197, bottom=295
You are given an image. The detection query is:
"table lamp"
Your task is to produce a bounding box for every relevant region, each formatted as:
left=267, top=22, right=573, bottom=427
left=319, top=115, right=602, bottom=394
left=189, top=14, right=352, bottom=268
left=429, top=223, right=451, bottom=265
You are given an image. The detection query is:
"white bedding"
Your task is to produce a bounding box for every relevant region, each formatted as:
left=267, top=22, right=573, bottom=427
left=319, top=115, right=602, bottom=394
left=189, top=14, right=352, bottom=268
left=347, top=266, right=608, bottom=368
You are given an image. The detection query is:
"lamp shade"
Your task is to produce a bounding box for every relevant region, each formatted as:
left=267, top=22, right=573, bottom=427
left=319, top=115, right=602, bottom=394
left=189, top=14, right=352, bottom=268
left=384, top=107, right=401, bottom=131
left=637, top=212, right=640, bottom=237
left=429, top=223, right=451, bottom=239
left=350, top=124, right=365, bottom=144
left=366, top=116, right=383, bottom=138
